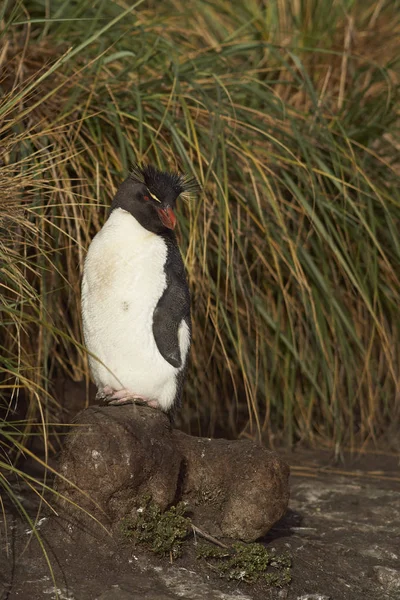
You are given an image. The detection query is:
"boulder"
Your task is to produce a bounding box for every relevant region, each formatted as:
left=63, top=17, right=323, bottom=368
left=56, top=405, right=290, bottom=541
left=173, top=430, right=290, bottom=541
left=56, top=405, right=181, bottom=522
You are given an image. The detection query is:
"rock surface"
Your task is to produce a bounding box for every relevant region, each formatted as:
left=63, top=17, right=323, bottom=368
left=56, top=404, right=290, bottom=541
left=373, top=566, right=400, bottom=595
left=2, top=452, right=400, bottom=600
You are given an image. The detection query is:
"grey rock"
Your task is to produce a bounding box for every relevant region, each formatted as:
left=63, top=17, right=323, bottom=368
left=296, top=596, right=331, bottom=600
left=373, top=566, right=400, bottom=593
left=96, top=588, right=141, bottom=600
left=361, top=545, right=398, bottom=561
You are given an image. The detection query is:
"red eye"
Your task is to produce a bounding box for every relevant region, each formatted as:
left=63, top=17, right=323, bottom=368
left=143, top=195, right=150, bottom=201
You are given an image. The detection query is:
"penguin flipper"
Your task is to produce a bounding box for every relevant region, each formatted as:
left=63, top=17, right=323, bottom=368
left=152, top=304, right=183, bottom=368
left=152, top=271, right=190, bottom=369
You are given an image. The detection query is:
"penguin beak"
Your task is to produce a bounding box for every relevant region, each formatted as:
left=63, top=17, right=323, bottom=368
left=157, top=206, right=176, bottom=230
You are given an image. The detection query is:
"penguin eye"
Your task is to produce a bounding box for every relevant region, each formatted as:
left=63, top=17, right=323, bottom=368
left=143, top=195, right=150, bottom=201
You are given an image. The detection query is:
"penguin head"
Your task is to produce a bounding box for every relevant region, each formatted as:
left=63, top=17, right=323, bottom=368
left=110, top=164, right=198, bottom=234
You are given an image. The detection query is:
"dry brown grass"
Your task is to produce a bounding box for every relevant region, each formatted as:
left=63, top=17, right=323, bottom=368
left=1, top=0, right=399, bottom=457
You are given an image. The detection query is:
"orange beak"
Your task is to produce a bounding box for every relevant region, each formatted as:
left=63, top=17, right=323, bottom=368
left=157, top=206, right=176, bottom=230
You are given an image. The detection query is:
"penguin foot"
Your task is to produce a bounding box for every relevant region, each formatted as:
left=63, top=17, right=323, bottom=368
left=107, top=388, right=140, bottom=405
left=95, top=386, right=114, bottom=403
left=102, top=388, right=160, bottom=409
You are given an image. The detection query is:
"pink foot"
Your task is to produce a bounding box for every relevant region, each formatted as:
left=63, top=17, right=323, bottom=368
left=98, top=387, right=160, bottom=409
left=95, top=386, right=114, bottom=403
left=146, top=399, right=161, bottom=409
left=109, top=388, right=139, bottom=401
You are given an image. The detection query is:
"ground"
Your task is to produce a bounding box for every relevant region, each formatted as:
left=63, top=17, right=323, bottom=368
left=1, top=448, right=399, bottom=600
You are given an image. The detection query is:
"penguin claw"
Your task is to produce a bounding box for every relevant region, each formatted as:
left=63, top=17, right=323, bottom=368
left=96, top=386, right=114, bottom=403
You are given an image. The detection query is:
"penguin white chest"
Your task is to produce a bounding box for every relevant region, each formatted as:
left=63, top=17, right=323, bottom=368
left=81, top=208, right=181, bottom=410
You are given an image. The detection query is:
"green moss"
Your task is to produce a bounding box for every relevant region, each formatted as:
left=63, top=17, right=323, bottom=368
left=121, top=496, right=191, bottom=559
left=197, top=545, right=231, bottom=559
left=121, top=497, right=292, bottom=588
left=196, top=541, right=292, bottom=587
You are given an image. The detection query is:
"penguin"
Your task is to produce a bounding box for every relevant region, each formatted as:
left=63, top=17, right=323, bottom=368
left=81, top=164, right=197, bottom=416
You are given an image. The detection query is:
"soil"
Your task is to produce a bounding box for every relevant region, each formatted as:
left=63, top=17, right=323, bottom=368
left=1, top=447, right=399, bottom=600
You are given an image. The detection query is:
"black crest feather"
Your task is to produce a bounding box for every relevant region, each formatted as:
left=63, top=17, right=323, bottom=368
left=130, top=164, right=200, bottom=201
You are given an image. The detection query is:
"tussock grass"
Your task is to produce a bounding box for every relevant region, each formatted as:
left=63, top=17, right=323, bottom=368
left=1, top=0, right=399, bottom=476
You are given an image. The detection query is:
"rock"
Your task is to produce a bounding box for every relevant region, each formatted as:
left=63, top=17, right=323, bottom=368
left=56, top=405, right=181, bottom=522
left=373, top=566, right=400, bottom=593
left=360, top=545, right=398, bottom=561
left=97, top=589, right=139, bottom=600
left=56, top=405, right=290, bottom=542
left=174, top=431, right=290, bottom=542
left=296, top=596, right=331, bottom=600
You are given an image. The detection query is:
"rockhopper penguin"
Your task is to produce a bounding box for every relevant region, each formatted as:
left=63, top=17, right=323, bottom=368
left=81, top=165, right=197, bottom=415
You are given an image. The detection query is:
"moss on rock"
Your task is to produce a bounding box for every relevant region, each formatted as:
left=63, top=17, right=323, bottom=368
left=121, top=496, right=191, bottom=559
left=196, top=541, right=292, bottom=586
left=121, top=497, right=292, bottom=588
